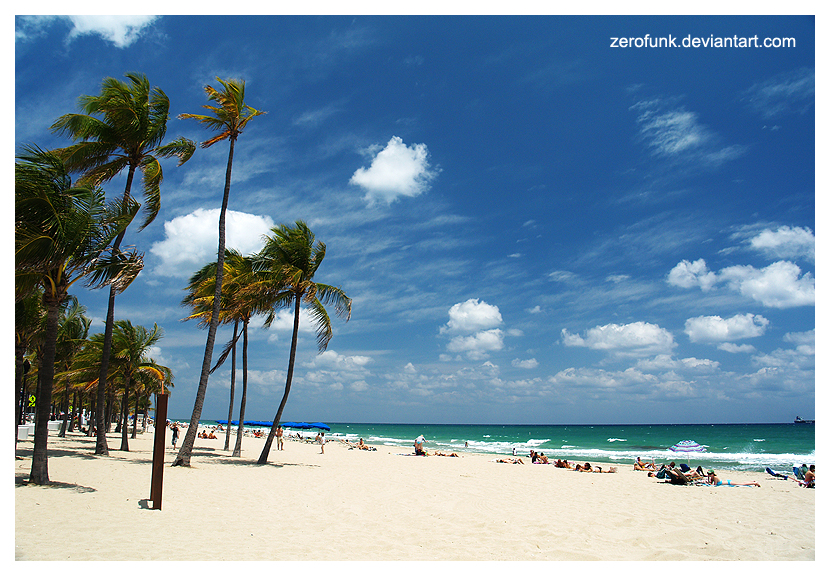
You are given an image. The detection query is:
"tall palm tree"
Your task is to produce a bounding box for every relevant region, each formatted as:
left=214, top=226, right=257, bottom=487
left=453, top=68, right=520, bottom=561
left=252, top=221, right=351, bottom=465
left=51, top=72, right=195, bottom=456
left=15, top=146, right=142, bottom=484
left=182, top=250, right=268, bottom=456
left=173, top=77, right=265, bottom=467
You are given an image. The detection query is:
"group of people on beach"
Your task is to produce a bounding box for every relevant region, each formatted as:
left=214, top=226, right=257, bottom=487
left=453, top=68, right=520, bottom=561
left=638, top=459, right=763, bottom=487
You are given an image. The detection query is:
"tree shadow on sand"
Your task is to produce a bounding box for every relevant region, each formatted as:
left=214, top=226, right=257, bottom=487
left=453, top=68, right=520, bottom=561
left=15, top=476, right=97, bottom=493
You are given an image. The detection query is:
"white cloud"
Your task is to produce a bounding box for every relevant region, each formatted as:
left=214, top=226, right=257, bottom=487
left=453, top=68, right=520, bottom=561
left=631, top=98, right=743, bottom=166
left=667, top=259, right=717, bottom=291
left=668, top=258, right=814, bottom=308
left=636, top=354, right=720, bottom=372
left=743, top=67, right=814, bottom=119
left=720, top=261, right=814, bottom=308
left=17, top=16, right=159, bottom=47
left=561, top=321, right=676, bottom=357
left=684, top=313, right=769, bottom=343
left=446, top=329, right=505, bottom=360
left=349, top=136, right=438, bottom=204
left=512, top=358, right=539, bottom=369
left=749, top=226, right=814, bottom=261
left=718, top=343, right=757, bottom=354
left=149, top=208, right=275, bottom=277
left=440, top=299, right=503, bottom=335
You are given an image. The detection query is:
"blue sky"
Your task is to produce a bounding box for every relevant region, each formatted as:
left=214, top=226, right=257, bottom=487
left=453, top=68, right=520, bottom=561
left=14, top=13, right=817, bottom=424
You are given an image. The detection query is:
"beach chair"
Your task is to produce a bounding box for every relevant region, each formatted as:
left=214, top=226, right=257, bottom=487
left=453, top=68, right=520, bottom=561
left=793, top=466, right=805, bottom=480
left=766, top=467, right=790, bottom=480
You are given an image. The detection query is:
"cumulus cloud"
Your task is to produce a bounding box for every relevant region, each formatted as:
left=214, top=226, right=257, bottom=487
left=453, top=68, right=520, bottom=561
left=720, top=261, right=814, bottom=308
left=447, top=329, right=505, bottom=361
left=349, top=136, right=438, bottom=204
left=668, top=258, right=814, bottom=308
left=441, top=299, right=503, bottom=335
left=684, top=313, right=769, bottom=343
left=439, top=299, right=506, bottom=360
left=149, top=208, right=274, bottom=277
left=561, top=321, right=676, bottom=357
left=749, top=226, right=814, bottom=261
left=512, top=358, right=539, bottom=369
left=667, top=259, right=717, bottom=291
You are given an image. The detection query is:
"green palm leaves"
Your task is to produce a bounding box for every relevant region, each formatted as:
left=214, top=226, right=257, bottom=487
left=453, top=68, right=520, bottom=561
left=178, top=77, right=266, bottom=148
left=51, top=72, right=195, bottom=230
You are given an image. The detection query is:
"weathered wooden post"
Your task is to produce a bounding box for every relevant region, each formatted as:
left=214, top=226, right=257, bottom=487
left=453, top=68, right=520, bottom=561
left=150, top=393, right=168, bottom=510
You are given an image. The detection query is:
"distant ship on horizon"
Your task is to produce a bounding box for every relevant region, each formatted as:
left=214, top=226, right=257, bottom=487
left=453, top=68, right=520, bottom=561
left=794, top=416, right=815, bottom=424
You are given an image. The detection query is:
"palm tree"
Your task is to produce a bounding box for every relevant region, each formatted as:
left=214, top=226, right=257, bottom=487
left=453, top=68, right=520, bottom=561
left=15, top=288, right=44, bottom=435
left=182, top=250, right=268, bottom=456
left=15, top=146, right=142, bottom=484
left=173, top=77, right=265, bottom=467
left=52, top=298, right=91, bottom=437
left=252, top=221, right=351, bottom=465
left=51, top=72, right=195, bottom=456
left=63, top=321, right=167, bottom=451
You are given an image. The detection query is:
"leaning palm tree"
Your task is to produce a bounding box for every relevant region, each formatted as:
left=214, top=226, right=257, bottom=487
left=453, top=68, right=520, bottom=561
left=15, top=146, right=142, bottom=484
left=51, top=72, right=195, bottom=456
left=173, top=77, right=265, bottom=467
left=251, top=221, right=351, bottom=465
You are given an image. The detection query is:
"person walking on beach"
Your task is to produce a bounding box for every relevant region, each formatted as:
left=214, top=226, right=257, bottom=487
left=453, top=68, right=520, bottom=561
left=277, top=426, right=284, bottom=450
left=171, top=423, right=180, bottom=449
left=318, top=431, right=325, bottom=454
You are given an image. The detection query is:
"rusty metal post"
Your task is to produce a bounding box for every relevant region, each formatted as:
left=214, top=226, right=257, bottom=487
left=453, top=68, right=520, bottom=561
left=150, top=393, right=168, bottom=510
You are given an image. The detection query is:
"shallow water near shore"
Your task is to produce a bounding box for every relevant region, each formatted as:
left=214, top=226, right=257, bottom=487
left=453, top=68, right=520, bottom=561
left=188, top=421, right=814, bottom=472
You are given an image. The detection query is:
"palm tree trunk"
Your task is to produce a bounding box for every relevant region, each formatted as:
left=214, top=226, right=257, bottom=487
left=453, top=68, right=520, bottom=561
left=131, top=389, right=140, bottom=439
left=119, top=379, right=130, bottom=451
left=173, top=137, right=236, bottom=467
left=232, top=319, right=249, bottom=457
left=59, top=384, right=69, bottom=437
left=30, top=293, right=62, bottom=485
left=258, top=294, right=301, bottom=464
left=224, top=320, right=238, bottom=451
left=95, top=165, right=137, bottom=455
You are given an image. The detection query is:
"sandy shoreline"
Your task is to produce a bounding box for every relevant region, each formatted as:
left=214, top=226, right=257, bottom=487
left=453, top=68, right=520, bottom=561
left=14, top=428, right=814, bottom=562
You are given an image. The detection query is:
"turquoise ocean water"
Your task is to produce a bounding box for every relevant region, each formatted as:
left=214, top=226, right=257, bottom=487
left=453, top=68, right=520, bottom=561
left=190, top=420, right=814, bottom=472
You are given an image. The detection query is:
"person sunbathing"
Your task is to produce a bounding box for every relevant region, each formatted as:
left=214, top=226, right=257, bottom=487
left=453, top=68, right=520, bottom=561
left=703, top=470, right=760, bottom=487
left=634, top=457, right=657, bottom=471
left=555, top=459, right=571, bottom=468
left=433, top=451, right=460, bottom=457
left=594, top=466, right=618, bottom=473
left=537, top=452, right=550, bottom=464
left=575, top=462, right=593, bottom=472
left=494, top=458, right=524, bottom=464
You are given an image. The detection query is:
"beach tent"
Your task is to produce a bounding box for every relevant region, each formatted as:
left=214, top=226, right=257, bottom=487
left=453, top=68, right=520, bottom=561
left=670, top=440, right=705, bottom=452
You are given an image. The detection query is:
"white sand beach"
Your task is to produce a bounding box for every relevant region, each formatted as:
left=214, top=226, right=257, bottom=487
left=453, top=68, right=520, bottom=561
left=14, top=428, right=814, bottom=562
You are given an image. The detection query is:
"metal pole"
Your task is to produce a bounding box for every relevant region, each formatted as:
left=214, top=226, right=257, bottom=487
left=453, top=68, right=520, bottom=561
left=150, top=393, right=168, bottom=510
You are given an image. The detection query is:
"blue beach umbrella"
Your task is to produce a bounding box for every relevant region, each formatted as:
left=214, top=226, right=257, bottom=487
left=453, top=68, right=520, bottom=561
left=670, top=440, right=705, bottom=452
left=309, top=422, right=331, bottom=431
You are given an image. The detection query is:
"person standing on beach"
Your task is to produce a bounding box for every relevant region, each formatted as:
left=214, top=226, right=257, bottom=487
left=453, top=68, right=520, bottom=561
left=171, top=423, right=180, bottom=449
left=319, top=432, right=325, bottom=454
left=277, top=426, right=284, bottom=450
